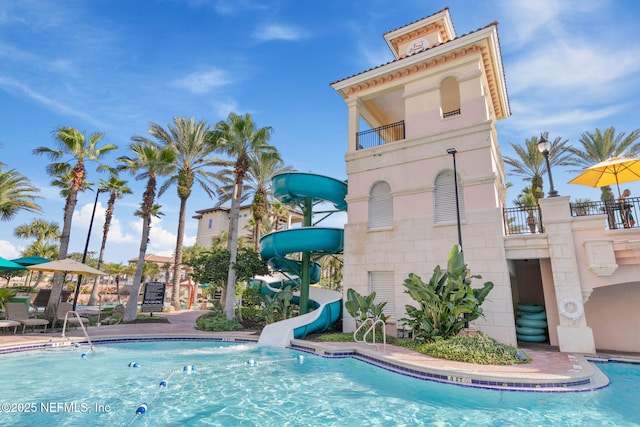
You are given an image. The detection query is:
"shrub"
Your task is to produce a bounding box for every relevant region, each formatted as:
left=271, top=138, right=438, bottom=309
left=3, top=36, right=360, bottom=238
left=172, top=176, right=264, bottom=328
left=196, top=310, right=243, bottom=332
left=409, top=332, right=529, bottom=365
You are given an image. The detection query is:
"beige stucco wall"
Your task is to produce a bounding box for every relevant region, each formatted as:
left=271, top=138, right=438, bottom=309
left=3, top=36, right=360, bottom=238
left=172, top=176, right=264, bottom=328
left=586, top=282, right=640, bottom=352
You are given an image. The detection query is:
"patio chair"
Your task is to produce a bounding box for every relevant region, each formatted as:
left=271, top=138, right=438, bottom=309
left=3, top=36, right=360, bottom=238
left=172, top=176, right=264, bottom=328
left=5, top=302, right=49, bottom=334
left=54, top=302, right=89, bottom=329
left=31, top=289, right=73, bottom=312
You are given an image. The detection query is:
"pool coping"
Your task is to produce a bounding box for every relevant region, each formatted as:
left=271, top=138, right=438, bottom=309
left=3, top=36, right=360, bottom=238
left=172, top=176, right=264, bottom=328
left=0, top=332, right=615, bottom=393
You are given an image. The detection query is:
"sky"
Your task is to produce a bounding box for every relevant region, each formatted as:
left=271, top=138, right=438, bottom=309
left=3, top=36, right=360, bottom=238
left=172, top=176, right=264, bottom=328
left=1, top=0, right=639, bottom=265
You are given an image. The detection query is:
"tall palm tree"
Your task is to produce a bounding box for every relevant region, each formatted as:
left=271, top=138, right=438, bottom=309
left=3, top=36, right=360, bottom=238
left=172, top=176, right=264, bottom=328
left=569, top=127, right=640, bottom=200
left=0, top=169, right=42, bottom=220
left=209, top=112, right=277, bottom=320
left=218, top=151, right=291, bottom=249
left=117, top=139, right=176, bottom=322
left=503, top=133, right=575, bottom=203
left=33, top=126, right=117, bottom=314
left=87, top=175, right=133, bottom=306
left=245, top=152, right=291, bottom=250
left=149, top=117, right=229, bottom=311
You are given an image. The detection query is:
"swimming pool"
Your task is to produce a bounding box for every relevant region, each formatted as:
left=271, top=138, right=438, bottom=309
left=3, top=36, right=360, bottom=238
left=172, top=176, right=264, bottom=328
left=0, top=340, right=637, bottom=426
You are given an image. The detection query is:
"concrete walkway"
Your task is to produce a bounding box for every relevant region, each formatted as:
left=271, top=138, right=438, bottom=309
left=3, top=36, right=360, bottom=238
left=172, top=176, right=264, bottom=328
left=0, top=309, right=622, bottom=392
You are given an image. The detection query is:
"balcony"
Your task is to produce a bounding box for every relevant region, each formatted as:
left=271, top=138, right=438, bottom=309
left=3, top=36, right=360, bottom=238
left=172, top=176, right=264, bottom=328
left=570, top=198, right=639, bottom=230
left=356, top=121, right=405, bottom=150
left=503, top=205, right=544, bottom=235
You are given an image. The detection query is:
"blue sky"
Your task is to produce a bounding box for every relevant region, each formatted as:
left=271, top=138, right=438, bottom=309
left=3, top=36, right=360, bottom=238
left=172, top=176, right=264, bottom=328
left=1, top=0, right=639, bottom=264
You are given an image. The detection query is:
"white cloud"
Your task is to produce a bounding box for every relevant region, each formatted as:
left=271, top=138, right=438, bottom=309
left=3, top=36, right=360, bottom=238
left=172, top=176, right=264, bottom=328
left=0, top=240, right=21, bottom=259
left=173, top=69, right=233, bottom=94
left=253, top=24, right=307, bottom=42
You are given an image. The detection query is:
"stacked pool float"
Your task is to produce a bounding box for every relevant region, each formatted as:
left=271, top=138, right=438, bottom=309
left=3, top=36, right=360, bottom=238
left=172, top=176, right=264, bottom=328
left=516, top=303, right=548, bottom=343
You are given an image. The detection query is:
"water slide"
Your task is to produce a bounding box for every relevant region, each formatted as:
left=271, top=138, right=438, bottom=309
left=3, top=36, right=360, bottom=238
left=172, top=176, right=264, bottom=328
left=258, top=172, right=347, bottom=347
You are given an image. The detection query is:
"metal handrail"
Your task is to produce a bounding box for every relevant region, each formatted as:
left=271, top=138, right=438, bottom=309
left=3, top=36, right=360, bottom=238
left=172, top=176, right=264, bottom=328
left=61, top=310, right=94, bottom=352
left=354, top=317, right=387, bottom=352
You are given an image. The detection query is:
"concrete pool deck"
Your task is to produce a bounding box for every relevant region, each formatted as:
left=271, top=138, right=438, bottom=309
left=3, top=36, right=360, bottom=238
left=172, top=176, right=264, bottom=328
left=0, top=309, right=631, bottom=392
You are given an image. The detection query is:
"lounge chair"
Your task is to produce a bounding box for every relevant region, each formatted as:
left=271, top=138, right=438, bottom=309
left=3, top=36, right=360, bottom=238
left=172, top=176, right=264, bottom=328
left=5, top=302, right=49, bottom=334
left=55, top=302, right=89, bottom=329
left=0, top=319, right=21, bottom=334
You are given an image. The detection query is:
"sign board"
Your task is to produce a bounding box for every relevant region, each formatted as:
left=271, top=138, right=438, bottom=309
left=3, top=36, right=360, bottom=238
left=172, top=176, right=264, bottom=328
left=141, top=281, right=166, bottom=313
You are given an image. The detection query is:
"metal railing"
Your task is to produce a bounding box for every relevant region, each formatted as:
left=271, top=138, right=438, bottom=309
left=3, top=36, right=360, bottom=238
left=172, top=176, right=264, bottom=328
left=442, top=108, right=461, bottom=118
left=570, top=197, right=639, bottom=230
left=503, top=205, right=544, bottom=235
left=356, top=121, right=405, bottom=150
left=354, top=317, right=386, bottom=352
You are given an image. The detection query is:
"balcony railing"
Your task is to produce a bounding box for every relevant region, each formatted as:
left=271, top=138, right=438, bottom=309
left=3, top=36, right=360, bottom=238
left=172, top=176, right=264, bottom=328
left=503, top=205, right=544, bottom=235
left=570, top=197, right=639, bottom=230
left=356, top=121, right=405, bottom=150
left=442, top=108, right=461, bottom=119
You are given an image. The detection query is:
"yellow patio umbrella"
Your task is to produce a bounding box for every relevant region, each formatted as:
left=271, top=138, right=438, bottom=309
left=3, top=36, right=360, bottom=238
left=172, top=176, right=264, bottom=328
left=568, top=157, right=640, bottom=197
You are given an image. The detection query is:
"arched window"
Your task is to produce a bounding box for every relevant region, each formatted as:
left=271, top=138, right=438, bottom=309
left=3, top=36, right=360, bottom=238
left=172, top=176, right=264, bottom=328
left=368, top=181, right=393, bottom=229
left=434, top=170, right=465, bottom=223
left=440, top=76, right=461, bottom=118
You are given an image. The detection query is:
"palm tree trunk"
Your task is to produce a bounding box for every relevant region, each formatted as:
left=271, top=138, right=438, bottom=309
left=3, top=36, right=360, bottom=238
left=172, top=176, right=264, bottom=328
left=46, top=189, right=78, bottom=317
left=88, top=200, right=113, bottom=305
left=224, top=180, right=242, bottom=320
left=171, top=197, right=188, bottom=310
left=124, top=214, right=151, bottom=322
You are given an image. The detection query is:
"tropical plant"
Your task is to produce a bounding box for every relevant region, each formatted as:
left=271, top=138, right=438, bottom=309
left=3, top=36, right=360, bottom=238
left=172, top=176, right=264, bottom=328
left=102, top=262, right=124, bottom=303
left=209, top=112, right=278, bottom=320
left=569, top=127, right=640, bottom=201
left=245, top=151, right=293, bottom=250
left=0, top=288, right=16, bottom=311
left=87, top=175, right=132, bottom=305
left=150, top=117, right=230, bottom=311
left=344, top=288, right=388, bottom=328
left=401, top=245, right=494, bottom=341
left=259, top=285, right=295, bottom=324
left=503, top=133, right=575, bottom=202
left=32, top=126, right=117, bottom=315
left=117, top=138, right=176, bottom=322
left=13, top=218, right=60, bottom=288
left=0, top=169, right=42, bottom=221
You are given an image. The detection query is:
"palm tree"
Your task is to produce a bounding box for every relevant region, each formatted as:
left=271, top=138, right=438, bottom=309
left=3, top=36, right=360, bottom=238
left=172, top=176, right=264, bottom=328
left=271, top=201, right=290, bottom=231
left=117, top=138, right=176, bottom=322
left=503, top=133, right=575, bottom=203
left=33, top=126, right=117, bottom=314
left=209, top=112, right=277, bottom=320
left=149, top=117, right=229, bottom=311
left=569, top=127, right=640, bottom=200
left=102, top=262, right=124, bottom=303
left=0, top=169, right=42, bottom=221
left=14, top=219, right=60, bottom=288
left=245, top=151, right=291, bottom=250
left=87, top=175, right=132, bottom=306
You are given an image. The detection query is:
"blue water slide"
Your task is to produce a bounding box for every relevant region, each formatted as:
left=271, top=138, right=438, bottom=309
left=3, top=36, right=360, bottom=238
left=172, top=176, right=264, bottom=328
left=258, top=172, right=347, bottom=346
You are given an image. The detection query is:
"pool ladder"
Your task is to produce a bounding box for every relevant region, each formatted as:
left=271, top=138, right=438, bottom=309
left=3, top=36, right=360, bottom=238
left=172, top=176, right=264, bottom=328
left=354, top=318, right=386, bottom=352
left=61, top=310, right=95, bottom=352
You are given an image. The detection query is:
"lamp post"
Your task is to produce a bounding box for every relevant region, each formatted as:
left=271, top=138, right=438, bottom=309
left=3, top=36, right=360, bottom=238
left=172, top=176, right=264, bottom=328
left=537, top=135, right=559, bottom=197
left=72, top=188, right=106, bottom=311
left=447, top=148, right=463, bottom=252
left=447, top=147, right=467, bottom=328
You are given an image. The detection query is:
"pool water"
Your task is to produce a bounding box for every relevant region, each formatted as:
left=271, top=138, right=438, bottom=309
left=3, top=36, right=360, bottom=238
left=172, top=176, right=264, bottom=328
left=0, top=340, right=638, bottom=426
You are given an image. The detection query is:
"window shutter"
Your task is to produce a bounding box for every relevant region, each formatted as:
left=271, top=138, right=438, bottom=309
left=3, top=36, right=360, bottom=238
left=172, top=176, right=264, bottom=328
left=369, top=271, right=395, bottom=319
left=435, top=170, right=465, bottom=223
left=369, top=182, right=393, bottom=228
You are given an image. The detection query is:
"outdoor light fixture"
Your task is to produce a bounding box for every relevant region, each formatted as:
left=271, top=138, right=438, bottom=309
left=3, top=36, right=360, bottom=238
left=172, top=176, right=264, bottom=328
left=447, top=148, right=463, bottom=252
left=73, top=188, right=107, bottom=311
left=537, top=135, right=559, bottom=197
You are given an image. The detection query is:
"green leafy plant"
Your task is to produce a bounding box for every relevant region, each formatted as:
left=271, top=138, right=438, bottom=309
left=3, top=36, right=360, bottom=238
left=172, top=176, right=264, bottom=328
left=344, top=288, right=388, bottom=328
left=401, top=245, right=494, bottom=340
left=259, top=285, right=295, bottom=324
left=195, top=308, right=243, bottom=331
left=0, top=288, right=16, bottom=312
